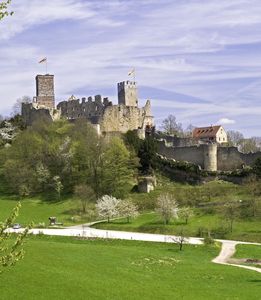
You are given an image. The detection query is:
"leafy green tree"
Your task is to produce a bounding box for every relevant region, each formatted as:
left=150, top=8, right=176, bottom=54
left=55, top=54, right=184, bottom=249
left=138, top=136, right=157, bottom=174
left=253, top=157, right=261, bottom=178
left=221, top=202, right=239, bottom=233
left=103, top=137, right=135, bottom=198
left=74, top=184, right=95, bottom=213
left=70, top=119, right=104, bottom=198
left=0, top=202, right=31, bottom=273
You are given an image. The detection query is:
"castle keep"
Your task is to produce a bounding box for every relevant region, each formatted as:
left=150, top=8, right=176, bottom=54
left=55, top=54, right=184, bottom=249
left=21, top=74, right=261, bottom=172
left=22, top=74, right=154, bottom=138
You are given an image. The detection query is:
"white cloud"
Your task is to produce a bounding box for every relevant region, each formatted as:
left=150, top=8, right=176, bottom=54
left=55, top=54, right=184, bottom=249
left=217, top=118, right=236, bottom=125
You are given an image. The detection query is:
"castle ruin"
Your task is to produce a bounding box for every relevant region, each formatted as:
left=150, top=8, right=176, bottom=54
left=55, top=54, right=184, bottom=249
left=22, top=74, right=154, bottom=138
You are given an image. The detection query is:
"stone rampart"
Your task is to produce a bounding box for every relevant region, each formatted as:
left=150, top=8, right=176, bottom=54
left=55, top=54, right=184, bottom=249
left=157, top=139, right=261, bottom=171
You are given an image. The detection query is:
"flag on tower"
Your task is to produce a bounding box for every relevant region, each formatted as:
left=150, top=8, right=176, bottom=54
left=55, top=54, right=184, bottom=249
left=128, top=68, right=135, bottom=76
left=38, top=57, right=47, bottom=64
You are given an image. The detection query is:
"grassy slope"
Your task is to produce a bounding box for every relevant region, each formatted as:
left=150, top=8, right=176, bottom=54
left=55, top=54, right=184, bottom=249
left=1, top=236, right=260, bottom=300
left=94, top=212, right=261, bottom=243
left=0, top=195, right=85, bottom=226
left=234, top=244, right=261, bottom=260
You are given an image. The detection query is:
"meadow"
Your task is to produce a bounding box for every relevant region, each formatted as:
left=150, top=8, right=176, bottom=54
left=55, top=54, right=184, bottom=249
left=1, top=236, right=260, bottom=300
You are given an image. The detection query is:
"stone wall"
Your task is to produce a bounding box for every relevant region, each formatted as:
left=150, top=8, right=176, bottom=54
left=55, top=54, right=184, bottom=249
left=157, top=139, right=261, bottom=171
left=157, top=140, right=204, bottom=166
left=57, top=95, right=112, bottom=124
left=217, top=147, right=261, bottom=171
left=101, top=100, right=154, bottom=135
left=21, top=103, right=61, bottom=125
left=35, top=75, right=55, bottom=109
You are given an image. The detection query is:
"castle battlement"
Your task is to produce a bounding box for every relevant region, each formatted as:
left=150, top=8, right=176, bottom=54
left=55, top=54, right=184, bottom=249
left=22, top=74, right=154, bottom=138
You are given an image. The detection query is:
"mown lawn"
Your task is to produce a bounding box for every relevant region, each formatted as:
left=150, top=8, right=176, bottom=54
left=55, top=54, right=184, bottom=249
left=0, top=195, right=87, bottom=226
left=94, top=212, right=261, bottom=243
left=234, top=244, right=261, bottom=260
left=1, top=236, right=260, bottom=300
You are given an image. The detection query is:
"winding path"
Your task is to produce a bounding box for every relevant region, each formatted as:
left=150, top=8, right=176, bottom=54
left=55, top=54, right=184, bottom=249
left=10, top=223, right=261, bottom=273
left=213, top=239, right=261, bottom=273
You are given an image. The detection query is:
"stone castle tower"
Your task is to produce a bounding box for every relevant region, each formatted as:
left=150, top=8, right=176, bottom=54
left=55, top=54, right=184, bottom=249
left=117, top=81, right=138, bottom=107
left=35, top=75, right=55, bottom=108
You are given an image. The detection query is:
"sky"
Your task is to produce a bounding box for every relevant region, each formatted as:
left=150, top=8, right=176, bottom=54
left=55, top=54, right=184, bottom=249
left=0, top=0, right=261, bottom=137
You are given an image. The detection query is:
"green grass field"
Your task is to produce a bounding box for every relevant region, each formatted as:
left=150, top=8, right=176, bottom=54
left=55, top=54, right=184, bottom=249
left=93, top=212, right=261, bottom=242
left=0, top=195, right=89, bottom=227
left=234, top=244, right=261, bottom=260
left=1, top=236, right=260, bottom=300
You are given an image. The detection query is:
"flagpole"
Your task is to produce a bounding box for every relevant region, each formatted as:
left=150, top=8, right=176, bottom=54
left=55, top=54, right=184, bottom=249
left=133, top=67, right=136, bottom=82
left=46, top=59, right=48, bottom=74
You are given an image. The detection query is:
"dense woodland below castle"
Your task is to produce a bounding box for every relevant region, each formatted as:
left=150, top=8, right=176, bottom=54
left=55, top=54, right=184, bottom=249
left=0, top=113, right=260, bottom=200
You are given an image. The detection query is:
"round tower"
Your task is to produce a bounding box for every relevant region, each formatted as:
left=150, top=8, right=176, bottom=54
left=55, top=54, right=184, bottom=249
left=203, top=144, right=217, bottom=171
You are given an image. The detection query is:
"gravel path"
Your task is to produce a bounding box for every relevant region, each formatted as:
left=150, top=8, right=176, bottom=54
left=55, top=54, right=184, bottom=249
left=10, top=224, right=261, bottom=273
left=213, top=239, right=261, bottom=273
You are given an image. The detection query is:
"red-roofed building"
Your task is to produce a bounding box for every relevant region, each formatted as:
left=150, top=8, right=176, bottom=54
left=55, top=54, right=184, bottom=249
left=192, top=125, right=227, bottom=144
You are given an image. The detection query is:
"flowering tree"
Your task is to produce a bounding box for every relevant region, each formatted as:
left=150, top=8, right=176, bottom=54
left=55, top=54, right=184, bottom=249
left=118, top=199, right=139, bottom=223
left=178, top=207, right=194, bottom=224
left=96, top=195, right=120, bottom=222
left=156, top=193, right=179, bottom=225
left=0, top=202, right=31, bottom=273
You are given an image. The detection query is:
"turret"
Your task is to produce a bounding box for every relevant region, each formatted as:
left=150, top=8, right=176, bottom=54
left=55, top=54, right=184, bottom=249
left=35, top=74, right=55, bottom=108
left=117, top=81, right=138, bottom=107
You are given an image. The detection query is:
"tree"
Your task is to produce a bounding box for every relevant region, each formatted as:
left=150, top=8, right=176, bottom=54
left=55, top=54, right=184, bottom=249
left=221, top=202, right=239, bottom=233
left=118, top=199, right=139, bottom=223
left=103, top=137, right=135, bottom=198
left=138, top=136, right=157, bottom=175
left=74, top=184, right=95, bottom=213
left=155, top=193, right=178, bottom=225
left=0, top=0, right=13, bottom=21
left=227, top=130, right=244, bottom=147
left=184, top=124, right=195, bottom=137
left=0, top=202, right=30, bottom=273
left=253, top=157, right=261, bottom=178
left=161, top=114, right=183, bottom=136
left=170, top=228, right=187, bottom=251
left=12, top=96, right=32, bottom=116
left=96, top=195, right=120, bottom=222
left=178, top=207, right=194, bottom=224
left=240, top=138, right=260, bottom=153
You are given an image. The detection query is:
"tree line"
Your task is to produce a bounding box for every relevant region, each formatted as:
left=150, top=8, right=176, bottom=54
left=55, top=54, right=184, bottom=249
left=160, top=114, right=261, bottom=153
left=0, top=118, right=138, bottom=199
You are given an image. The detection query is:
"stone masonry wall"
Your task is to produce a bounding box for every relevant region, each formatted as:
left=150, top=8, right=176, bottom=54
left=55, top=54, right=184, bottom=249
left=157, top=140, right=261, bottom=171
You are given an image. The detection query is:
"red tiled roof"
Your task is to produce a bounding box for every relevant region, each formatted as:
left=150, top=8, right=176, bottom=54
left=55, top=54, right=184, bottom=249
left=192, top=125, right=222, bottom=138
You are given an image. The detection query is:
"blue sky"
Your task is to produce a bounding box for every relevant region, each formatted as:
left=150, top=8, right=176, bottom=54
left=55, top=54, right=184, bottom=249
left=1, top=0, right=261, bottom=137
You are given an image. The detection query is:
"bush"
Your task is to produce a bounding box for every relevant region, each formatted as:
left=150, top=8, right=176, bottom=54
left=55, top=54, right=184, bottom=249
left=204, top=236, right=215, bottom=245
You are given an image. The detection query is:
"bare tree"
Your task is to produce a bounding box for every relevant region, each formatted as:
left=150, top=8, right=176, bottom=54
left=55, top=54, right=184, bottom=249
left=12, top=96, right=32, bottom=116
left=227, top=130, right=244, bottom=147
left=161, top=114, right=183, bottom=137
left=155, top=193, right=178, bottom=225
left=170, top=228, right=187, bottom=251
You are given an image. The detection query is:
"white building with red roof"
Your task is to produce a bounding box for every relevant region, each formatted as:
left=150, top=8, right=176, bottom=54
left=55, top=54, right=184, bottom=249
left=192, top=125, right=227, bottom=144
